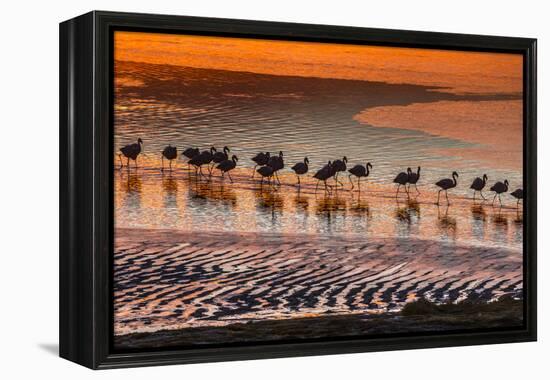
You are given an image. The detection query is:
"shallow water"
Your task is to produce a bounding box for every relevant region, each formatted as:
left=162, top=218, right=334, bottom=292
left=114, top=61, right=523, bottom=250
left=115, top=167, right=522, bottom=251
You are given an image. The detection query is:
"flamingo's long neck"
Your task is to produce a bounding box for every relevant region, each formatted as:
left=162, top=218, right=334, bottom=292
left=417, top=167, right=421, bottom=177
left=453, top=174, right=458, bottom=186
left=366, top=164, right=370, bottom=176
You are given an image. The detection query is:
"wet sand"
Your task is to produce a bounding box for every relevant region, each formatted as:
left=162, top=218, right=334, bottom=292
left=355, top=100, right=522, bottom=170
left=114, top=297, right=523, bottom=349
left=114, top=226, right=522, bottom=337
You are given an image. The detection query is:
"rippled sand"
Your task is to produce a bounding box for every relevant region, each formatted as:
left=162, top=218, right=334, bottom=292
left=114, top=227, right=522, bottom=335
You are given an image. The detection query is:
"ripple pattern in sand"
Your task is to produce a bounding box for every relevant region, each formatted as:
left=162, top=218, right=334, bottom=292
left=114, top=228, right=522, bottom=335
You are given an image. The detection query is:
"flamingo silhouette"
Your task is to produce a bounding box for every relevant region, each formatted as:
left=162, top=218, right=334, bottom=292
left=257, top=165, right=276, bottom=188
left=435, top=171, right=459, bottom=205
left=216, top=155, right=238, bottom=183
left=314, top=161, right=335, bottom=194
left=332, top=156, right=348, bottom=187
left=182, top=147, right=199, bottom=170
left=161, top=145, right=177, bottom=171
left=510, top=188, right=523, bottom=208
left=470, top=174, right=488, bottom=201
left=291, top=157, right=309, bottom=187
left=348, top=162, right=372, bottom=191
left=267, top=151, right=284, bottom=185
left=119, top=138, right=143, bottom=168
left=490, top=180, right=509, bottom=206
left=251, top=151, right=270, bottom=178
left=393, top=168, right=410, bottom=197
left=407, top=166, right=421, bottom=195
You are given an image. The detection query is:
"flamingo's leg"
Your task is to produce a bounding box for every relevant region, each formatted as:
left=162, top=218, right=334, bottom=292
left=492, top=193, right=497, bottom=205
left=349, top=175, right=354, bottom=190
left=415, top=184, right=420, bottom=195
left=161, top=156, right=164, bottom=171
left=480, top=190, right=487, bottom=200
left=445, top=190, right=450, bottom=205
left=252, top=165, right=257, bottom=178
left=437, top=189, right=441, bottom=205
left=199, top=166, right=207, bottom=178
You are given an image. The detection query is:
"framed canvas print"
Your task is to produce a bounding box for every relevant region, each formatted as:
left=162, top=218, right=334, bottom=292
left=59, top=11, right=537, bottom=369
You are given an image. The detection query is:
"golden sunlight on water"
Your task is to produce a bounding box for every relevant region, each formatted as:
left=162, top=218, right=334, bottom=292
left=115, top=166, right=523, bottom=251
left=114, top=31, right=522, bottom=95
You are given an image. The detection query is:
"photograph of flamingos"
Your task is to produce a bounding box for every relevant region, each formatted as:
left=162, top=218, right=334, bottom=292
left=113, top=31, right=524, bottom=349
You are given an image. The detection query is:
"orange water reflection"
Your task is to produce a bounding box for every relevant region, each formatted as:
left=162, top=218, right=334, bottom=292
left=115, top=166, right=522, bottom=251
left=355, top=100, right=522, bottom=170
left=114, top=31, right=522, bottom=95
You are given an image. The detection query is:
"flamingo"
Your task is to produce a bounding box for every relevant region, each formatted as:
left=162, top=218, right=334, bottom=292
left=212, top=146, right=230, bottom=164
left=470, top=174, right=488, bottom=201
left=119, top=138, right=143, bottom=168
left=490, top=180, right=509, bottom=206
left=407, top=166, right=421, bottom=195
left=267, top=151, right=284, bottom=184
left=348, top=162, right=372, bottom=191
left=314, top=161, right=334, bottom=193
left=291, top=157, right=309, bottom=187
left=182, top=147, right=200, bottom=170
left=251, top=152, right=270, bottom=178
left=393, top=168, right=410, bottom=197
left=257, top=165, right=275, bottom=188
left=332, top=156, right=348, bottom=187
left=189, top=147, right=216, bottom=177
left=435, top=171, right=459, bottom=205
left=216, top=155, right=238, bottom=182
left=510, top=188, right=523, bottom=208
left=161, top=145, right=177, bottom=171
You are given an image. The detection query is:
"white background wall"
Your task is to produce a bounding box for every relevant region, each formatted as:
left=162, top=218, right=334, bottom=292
left=0, top=0, right=546, bottom=377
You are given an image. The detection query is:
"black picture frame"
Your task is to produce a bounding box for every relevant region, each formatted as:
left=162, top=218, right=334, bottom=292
left=59, top=10, right=537, bottom=369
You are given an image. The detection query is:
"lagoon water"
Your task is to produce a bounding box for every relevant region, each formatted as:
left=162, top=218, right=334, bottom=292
left=114, top=60, right=523, bottom=250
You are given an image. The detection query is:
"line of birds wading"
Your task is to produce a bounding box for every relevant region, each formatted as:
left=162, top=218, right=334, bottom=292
left=118, top=138, right=524, bottom=208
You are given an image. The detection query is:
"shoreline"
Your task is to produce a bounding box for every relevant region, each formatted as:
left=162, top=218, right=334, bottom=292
left=114, top=297, right=523, bottom=349
left=115, top=226, right=522, bottom=253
